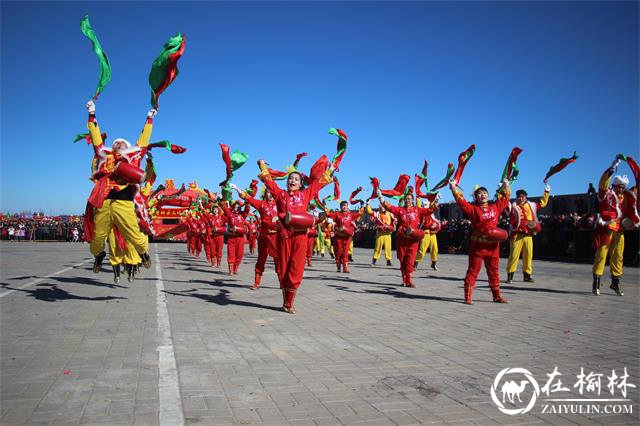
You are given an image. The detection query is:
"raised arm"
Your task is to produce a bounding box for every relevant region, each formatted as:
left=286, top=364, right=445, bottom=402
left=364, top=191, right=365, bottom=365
left=494, top=179, right=512, bottom=213
left=449, top=180, right=475, bottom=217
left=257, top=160, right=284, bottom=198
left=230, top=183, right=262, bottom=210
left=86, top=100, right=105, bottom=152
left=539, top=182, right=550, bottom=209
left=598, top=157, right=620, bottom=196
left=135, top=109, right=156, bottom=148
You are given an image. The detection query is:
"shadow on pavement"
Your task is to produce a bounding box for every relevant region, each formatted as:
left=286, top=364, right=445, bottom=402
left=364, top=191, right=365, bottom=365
left=0, top=283, right=127, bottom=302
left=500, top=285, right=590, bottom=295
left=51, top=276, right=127, bottom=289
left=162, top=288, right=283, bottom=312
left=328, top=284, right=466, bottom=304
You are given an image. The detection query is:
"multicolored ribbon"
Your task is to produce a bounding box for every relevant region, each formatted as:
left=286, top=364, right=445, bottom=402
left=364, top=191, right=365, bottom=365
left=328, top=128, right=348, bottom=171
left=500, top=147, right=523, bottom=183
left=452, top=145, right=475, bottom=185
left=80, top=15, right=111, bottom=100
left=429, top=163, right=455, bottom=192
left=149, top=33, right=186, bottom=109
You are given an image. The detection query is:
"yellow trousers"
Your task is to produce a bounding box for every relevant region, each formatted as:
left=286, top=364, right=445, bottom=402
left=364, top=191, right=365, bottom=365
left=592, top=230, right=625, bottom=277
left=325, top=239, right=334, bottom=255
left=373, top=233, right=392, bottom=261
left=416, top=233, right=438, bottom=263
left=507, top=234, right=533, bottom=274
left=90, top=199, right=148, bottom=257
left=108, top=229, right=142, bottom=266
left=349, top=240, right=353, bottom=256
left=316, top=237, right=324, bottom=254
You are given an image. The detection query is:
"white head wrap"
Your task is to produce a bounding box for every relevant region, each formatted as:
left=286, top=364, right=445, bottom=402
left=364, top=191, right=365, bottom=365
left=612, top=175, right=629, bottom=187
left=112, top=138, right=132, bottom=149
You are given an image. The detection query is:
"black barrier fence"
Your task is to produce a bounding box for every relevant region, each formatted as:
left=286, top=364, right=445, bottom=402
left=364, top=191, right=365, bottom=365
left=353, top=228, right=640, bottom=267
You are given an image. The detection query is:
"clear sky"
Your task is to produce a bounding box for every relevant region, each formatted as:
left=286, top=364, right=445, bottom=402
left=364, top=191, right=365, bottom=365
left=1, top=1, right=638, bottom=215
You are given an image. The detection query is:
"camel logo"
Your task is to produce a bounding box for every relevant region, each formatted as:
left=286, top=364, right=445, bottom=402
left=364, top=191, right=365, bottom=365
left=491, top=368, right=541, bottom=415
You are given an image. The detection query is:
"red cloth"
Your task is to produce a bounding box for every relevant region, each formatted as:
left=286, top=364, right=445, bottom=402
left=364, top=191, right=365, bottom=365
left=464, top=245, right=501, bottom=290
left=454, top=193, right=509, bottom=252
left=397, top=236, right=420, bottom=275
left=255, top=234, right=278, bottom=274
left=227, top=235, right=245, bottom=265
left=243, top=195, right=278, bottom=236
left=210, top=235, right=224, bottom=261
left=260, top=157, right=331, bottom=307
left=382, top=203, right=433, bottom=277
left=306, top=235, right=315, bottom=259
left=333, top=236, right=351, bottom=266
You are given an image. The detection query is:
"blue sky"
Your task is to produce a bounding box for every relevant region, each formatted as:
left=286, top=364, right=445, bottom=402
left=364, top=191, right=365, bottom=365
left=1, top=1, right=638, bottom=214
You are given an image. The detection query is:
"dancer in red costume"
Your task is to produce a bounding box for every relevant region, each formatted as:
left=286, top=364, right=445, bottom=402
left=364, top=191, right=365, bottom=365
left=305, top=209, right=322, bottom=266
left=257, top=158, right=334, bottom=314
left=377, top=191, right=434, bottom=287
left=324, top=201, right=365, bottom=273
left=449, top=179, right=511, bottom=304
left=247, top=217, right=258, bottom=254
left=229, top=184, right=279, bottom=289
left=202, top=204, right=225, bottom=268
left=220, top=200, right=249, bottom=275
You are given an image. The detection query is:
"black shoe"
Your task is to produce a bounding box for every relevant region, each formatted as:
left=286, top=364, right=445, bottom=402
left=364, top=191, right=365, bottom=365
left=523, top=273, right=535, bottom=283
left=127, top=264, right=136, bottom=283
left=372, top=258, right=377, bottom=266
left=348, top=255, right=354, bottom=262
left=112, top=264, right=121, bottom=284
left=330, top=253, right=334, bottom=259
left=414, top=261, right=418, bottom=269
left=592, top=275, right=601, bottom=296
left=610, top=276, right=623, bottom=296
left=140, top=252, right=152, bottom=269
left=506, top=272, right=514, bottom=284
left=431, top=261, right=438, bottom=271
left=386, top=260, right=392, bottom=266
left=93, top=251, right=106, bottom=273
left=321, top=253, right=325, bottom=258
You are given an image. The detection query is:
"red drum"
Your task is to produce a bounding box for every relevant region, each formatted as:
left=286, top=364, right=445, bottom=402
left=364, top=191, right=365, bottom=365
left=284, top=212, right=316, bottom=230
left=226, top=224, right=248, bottom=236
left=307, top=229, right=318, bottom=238
left=335, top=226, right=355, bottom=237
left=213, top=226, right=227, bottom=235
left=482, top=227, right=508, bottom=242
left=404, top=227, right=425, bottom=240
left=113, top=162, right=145, bottom=184
left=378, top=224, right=394, bottom=233
left=527, top=221, right=542, bottom=234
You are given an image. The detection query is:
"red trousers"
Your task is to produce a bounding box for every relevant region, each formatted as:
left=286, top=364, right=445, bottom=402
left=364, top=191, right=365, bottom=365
left=193, top=234, right=204, bottom=257
left=464, top=241, right=501, bottom=290
left=255, top=233, right=278, bottom=274
left=210, top=235, right=224, bottom=263
left=333, top=236, right=351, bottom=265
left=276, top=232, right=308, bottom=308
left=249, top=235, right=257, bottom=253
left=396, top=236, right=419, bottom=276
left=306, top=236, right=315, bottom=259
left=203, top=236, right=212, bottom=263
left=227, top=235, right=245, bottom=265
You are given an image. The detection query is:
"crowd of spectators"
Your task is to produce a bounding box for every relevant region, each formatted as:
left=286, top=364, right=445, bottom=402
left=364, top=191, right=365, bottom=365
left=0, top=216, right=83, bottom=242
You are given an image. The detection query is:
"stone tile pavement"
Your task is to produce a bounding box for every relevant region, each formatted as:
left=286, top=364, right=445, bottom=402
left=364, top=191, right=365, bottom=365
left=1, top=242, right=638, bottom=425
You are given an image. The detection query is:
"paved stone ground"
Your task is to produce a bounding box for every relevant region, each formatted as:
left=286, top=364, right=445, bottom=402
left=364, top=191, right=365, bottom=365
left=1, top=241, right=638, bottom=425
